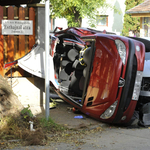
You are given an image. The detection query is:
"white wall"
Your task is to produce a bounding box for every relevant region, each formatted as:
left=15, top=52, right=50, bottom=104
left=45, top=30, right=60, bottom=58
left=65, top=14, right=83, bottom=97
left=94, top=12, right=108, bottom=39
left=55, top=18, right=68, bottom=30
left=82, top=0, right=126, bottom=35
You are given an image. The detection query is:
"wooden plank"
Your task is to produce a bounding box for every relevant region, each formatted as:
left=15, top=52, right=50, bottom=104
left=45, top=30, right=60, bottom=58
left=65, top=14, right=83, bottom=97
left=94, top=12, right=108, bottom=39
left=19, top=7, right=25, bottom=58
left=25, top=7, right=29, bottom=54
left=17, top=7, right=26, bottom=77
left=7, top=6, right=14, bottom=63
left=0, top=6, right=4, bottom=76
left=14, top=7, right=18, bottom=60
left=3, top=7, right=8, bottom=76
left=13, top=7, right=20, bottom=77
left=29, top=7, right=35, bottom=52
left=132, top=13, right=150, bottom=17
left=51, top=19, right=53, bottom=31
left=140, top=17, right=143, bottom=29
left=3, top=7, right=7, bottom=65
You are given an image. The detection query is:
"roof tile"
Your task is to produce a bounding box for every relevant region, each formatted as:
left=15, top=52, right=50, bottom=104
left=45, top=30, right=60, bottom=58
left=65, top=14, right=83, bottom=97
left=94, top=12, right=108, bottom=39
left=126, top=0, right=150, bottom=13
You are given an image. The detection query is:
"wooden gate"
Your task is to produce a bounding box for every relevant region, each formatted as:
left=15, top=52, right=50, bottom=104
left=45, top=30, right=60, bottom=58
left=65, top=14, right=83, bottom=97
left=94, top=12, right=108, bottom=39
left=0, top=6, right=35, bottom=77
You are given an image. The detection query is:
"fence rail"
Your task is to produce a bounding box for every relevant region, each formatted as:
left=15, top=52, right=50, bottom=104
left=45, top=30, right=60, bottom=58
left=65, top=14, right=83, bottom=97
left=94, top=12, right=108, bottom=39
left=0, top=6, right=35, bottom=77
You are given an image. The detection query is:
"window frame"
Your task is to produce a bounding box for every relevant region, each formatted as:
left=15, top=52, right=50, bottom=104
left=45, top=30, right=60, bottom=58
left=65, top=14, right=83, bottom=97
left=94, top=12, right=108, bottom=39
left=143, top=17, right=150, bottom=37
left=96, top=15, right=108, bottom=27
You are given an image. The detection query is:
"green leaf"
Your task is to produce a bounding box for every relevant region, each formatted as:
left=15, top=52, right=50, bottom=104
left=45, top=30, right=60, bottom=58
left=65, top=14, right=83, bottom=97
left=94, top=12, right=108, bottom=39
left=122, top=0, right=144, bottom=36
left=46, top=0, right=117, bottom=27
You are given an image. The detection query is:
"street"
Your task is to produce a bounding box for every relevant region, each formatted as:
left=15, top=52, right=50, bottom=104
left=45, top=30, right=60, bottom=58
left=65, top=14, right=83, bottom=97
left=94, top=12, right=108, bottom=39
left=7, top=100, right=150, bottom=150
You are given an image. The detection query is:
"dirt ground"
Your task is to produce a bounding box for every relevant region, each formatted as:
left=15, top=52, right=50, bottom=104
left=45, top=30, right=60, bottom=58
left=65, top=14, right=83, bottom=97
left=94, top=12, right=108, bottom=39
left=47, top=99, right=107, bottom=129
left=2, top=75, right=150, bottom=150
left=0, top=74, right=107, bottom=150
left=2, top=100, right=150, bottom=150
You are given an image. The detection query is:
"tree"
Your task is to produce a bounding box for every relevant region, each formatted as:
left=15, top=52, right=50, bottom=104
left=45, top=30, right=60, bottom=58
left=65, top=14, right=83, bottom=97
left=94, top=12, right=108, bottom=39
left=42, top=0, right=116, bottom=27
left=122, top=0, right=144, bottom=36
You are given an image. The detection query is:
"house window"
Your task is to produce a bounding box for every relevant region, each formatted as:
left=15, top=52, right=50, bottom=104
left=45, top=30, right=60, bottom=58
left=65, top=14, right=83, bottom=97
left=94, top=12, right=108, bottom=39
left=96, top=15, right=108, bottom=26
left=143, top=17, right=150, bottom=37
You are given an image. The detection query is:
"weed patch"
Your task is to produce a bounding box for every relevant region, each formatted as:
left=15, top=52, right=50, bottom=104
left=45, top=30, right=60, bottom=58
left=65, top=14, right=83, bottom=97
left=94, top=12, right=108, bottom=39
left=0, top=109, right=66, bottom=149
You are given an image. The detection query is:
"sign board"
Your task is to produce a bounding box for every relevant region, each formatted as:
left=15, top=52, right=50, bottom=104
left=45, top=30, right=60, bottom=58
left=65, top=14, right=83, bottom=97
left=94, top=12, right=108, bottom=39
left=2, top=20, right=33, bottom=35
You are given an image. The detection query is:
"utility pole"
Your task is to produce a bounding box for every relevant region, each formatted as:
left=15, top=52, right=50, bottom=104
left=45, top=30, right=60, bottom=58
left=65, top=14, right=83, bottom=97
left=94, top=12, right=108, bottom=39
left=45, top=0, right=50, bottom=120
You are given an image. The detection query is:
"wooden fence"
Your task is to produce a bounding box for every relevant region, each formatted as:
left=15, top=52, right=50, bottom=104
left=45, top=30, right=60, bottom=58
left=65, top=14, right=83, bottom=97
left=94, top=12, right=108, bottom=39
left=0, top=6, right=35, bottom=77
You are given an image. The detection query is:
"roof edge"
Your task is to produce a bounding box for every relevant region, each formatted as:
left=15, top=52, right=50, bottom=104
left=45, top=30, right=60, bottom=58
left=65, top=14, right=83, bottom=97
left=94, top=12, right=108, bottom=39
left=126, top=11, right=150, bottom=14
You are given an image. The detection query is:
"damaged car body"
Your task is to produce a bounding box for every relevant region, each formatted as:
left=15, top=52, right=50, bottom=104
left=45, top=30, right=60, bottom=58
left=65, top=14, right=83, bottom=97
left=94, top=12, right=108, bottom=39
left=51, top=27, right=145, bottom=125
left=5, top=27, right=149, bottom=125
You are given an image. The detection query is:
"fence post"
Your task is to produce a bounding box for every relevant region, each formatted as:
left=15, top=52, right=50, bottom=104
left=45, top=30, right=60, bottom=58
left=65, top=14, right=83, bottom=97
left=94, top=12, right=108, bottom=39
left=19, top=7, right=25, bottom=58
left=29, top=7, right=35, bottom=52
left=7, top=6, right=14, bottom=63
left=14, top=7, right=18, bottom=61
left=25, top=7, right=29, bottom=54
left=0, top=6, right=4, bottom=76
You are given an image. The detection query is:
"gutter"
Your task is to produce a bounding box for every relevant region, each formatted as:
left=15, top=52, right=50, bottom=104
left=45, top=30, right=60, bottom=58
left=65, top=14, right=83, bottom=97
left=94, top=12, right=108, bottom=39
left=126, top=11, right=150, bottom=14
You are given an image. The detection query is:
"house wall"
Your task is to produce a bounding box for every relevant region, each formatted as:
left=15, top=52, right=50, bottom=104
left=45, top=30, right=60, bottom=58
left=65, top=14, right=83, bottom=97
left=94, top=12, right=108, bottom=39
left=131, top=13, right=150, bottom=38
left=55, top=18, right=68, bottom=30
left=82, top=0, right=126, bottom=35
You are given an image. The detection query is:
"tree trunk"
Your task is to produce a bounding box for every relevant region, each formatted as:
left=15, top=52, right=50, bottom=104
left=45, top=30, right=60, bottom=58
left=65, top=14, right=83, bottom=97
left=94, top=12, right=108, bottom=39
left=68, top=7, right=82, bottom=27
left=74, top=9, right=82, bottom=27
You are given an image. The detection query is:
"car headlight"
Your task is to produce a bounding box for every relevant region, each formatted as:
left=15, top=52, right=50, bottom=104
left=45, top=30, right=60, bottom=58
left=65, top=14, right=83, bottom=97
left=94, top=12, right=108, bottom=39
left=115, top=39, right=126, bottom=65
left=100, top=101, right=118, bottom=119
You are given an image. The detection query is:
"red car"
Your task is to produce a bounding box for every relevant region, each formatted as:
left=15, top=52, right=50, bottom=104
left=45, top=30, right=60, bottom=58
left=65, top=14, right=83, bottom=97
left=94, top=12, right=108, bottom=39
left=51, top=27, right=145, bottom=125
left=4, top=27, right=146, bottom=125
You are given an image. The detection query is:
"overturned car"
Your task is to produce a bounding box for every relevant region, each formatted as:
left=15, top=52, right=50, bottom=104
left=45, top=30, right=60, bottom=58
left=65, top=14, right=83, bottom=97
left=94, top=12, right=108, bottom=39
left=5, top=27, right=150, bottom=125
left=51, top=27, right=146, bottom=125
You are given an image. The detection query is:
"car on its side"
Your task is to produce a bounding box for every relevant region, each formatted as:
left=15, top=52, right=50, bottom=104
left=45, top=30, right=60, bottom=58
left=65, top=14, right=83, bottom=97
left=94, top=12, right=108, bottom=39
left=4, top=27, right=148, bottom=126
left=51, top=27, right=145, bottom=125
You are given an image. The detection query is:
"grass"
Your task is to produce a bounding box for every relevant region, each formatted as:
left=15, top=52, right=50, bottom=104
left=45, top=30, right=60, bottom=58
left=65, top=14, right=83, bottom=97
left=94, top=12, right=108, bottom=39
left=0, top=115, right=65, bottom=139
left=0, top=108, right=66, bottom=149
left=0, top=109, right=103, bottom=149
left=39, top=117, right=65, bottom=133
